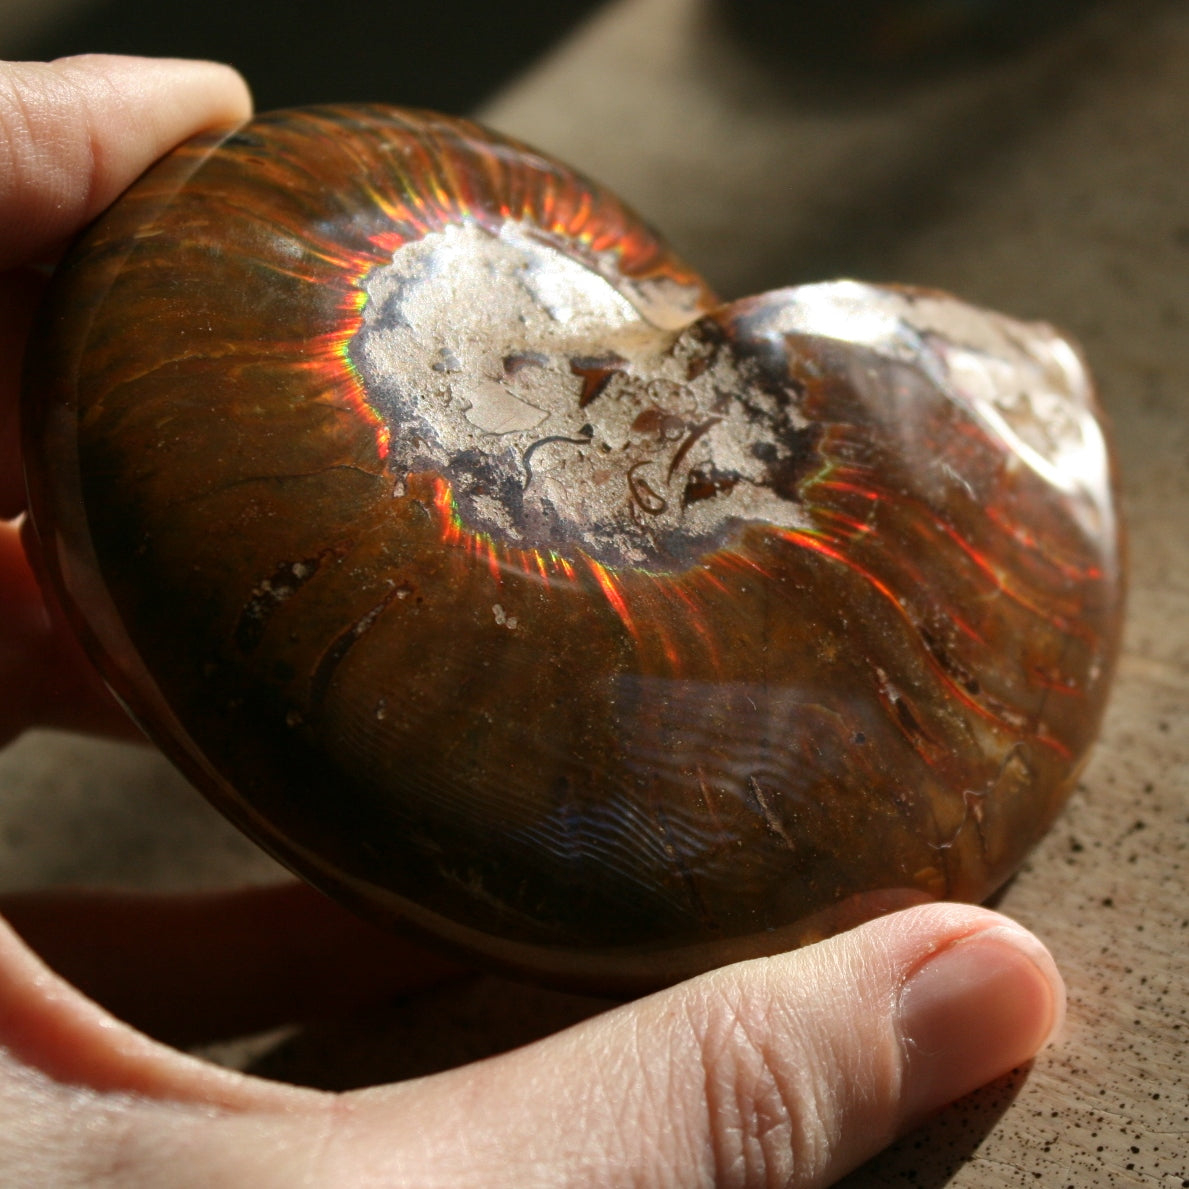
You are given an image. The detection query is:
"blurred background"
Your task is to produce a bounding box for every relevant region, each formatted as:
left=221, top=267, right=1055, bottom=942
left=0, top=0, right=1098, bottom=102
left=0, top=0, right=603, bottom=110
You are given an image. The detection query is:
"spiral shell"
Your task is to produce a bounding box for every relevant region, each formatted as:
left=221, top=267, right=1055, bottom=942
left=23, top=106, right=1123, bottom=989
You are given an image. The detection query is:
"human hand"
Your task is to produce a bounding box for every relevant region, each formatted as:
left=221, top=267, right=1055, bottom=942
left=0, top=55, right=1065, bottom=1187
left=0, top=54, right=255, bottom=744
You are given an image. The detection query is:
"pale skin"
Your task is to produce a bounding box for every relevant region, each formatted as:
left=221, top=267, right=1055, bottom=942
left=0, top=55, right=1066, bottom=1188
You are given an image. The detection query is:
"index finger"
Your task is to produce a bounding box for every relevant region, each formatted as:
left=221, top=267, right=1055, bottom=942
left=1, top=55, right=251, bottom=514
left=0, top=54, right=252, bottom=270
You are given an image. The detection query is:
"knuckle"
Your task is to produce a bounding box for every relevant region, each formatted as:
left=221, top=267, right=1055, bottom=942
left=684, top=980, right=833, bottom=1189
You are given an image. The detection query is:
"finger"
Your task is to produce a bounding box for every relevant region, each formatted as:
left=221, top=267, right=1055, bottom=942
left=0, top=908, right=300, bottom=1110
left=318, top=903, right=1064, bottom=1188
left=0, top=54, right=251, bottom=270
left=0, top=266, right=43, bottom=517
left=0, top=517, right=137, bottom=744
left=0, top=56, right=252, bottom=731
left=2, top=55, right=252, bottom=512
left=1, top=882, right=464, bottom=1046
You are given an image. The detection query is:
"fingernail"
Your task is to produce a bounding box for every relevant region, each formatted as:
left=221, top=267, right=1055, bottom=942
left=897, top=924, right=1065, bottom=1125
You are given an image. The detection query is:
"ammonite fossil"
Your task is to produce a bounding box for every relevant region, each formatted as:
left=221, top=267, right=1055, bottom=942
left=22, top=106, right=1123, bottom=990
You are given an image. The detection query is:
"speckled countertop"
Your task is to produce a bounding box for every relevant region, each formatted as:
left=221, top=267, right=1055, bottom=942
left=2, top=1, right=1185, bottom=1184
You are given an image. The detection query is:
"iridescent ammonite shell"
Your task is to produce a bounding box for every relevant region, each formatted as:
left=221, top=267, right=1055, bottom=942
left=22, top=106, right=1123, bottom=990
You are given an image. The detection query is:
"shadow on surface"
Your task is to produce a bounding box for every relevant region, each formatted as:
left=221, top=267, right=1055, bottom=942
left=716, top=0, right=1106, bottom=99
left=243, top=974, right=615, bottom=1090
left=838, top=1063, right=1033, bottom=1187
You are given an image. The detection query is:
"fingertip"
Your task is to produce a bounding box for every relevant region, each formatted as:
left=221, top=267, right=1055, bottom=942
left=894, top=913, right=1065, bottom=1127
left=0, top=55, right=253, bottom=268
left=56, top=53, right=253, bottom=127
left=687, top=901, right=1066, bottom=1181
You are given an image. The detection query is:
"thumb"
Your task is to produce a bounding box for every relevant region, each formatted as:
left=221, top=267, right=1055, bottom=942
left=321, top=902, right=1064, bottom=1188
left=0, top=901, right=1062, bottom=1186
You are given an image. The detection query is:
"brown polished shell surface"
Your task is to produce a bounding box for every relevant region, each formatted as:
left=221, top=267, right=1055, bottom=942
left=23, top=106, right=1123, bottom=990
